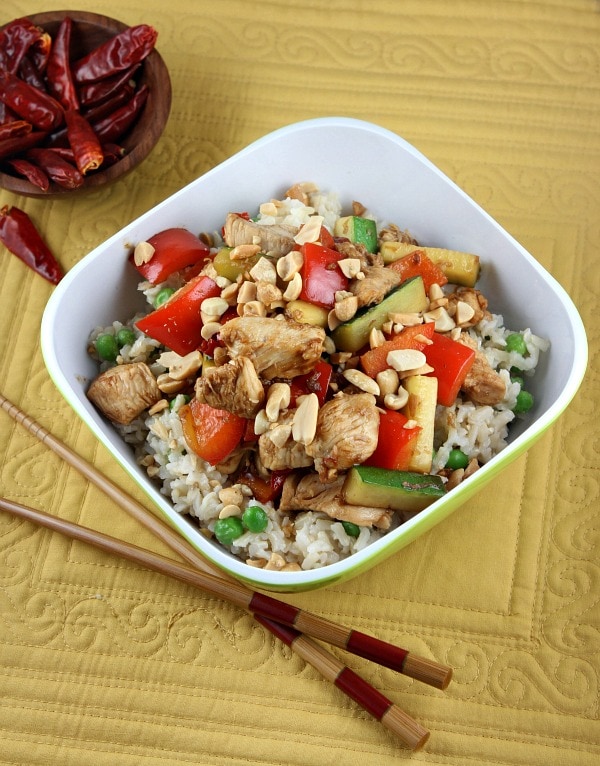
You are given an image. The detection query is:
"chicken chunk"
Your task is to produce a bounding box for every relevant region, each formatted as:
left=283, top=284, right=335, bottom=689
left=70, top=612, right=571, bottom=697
left=219, top=316, right=325, bottom=380
left=457, top=332, right=507, bottom=405
left=258, top=412, right=313, bottom=471
left=223, top=212, right=297, bottom=259
left=195, top=357, right=265, bottom=418
left=280, top=473, right=392, bottom=529
left=349, top=265, right=401, bottom=307
left=446, top=287, right=490, bottom=328
left=335, top=240, right=383, bottom=269
left=87, top=362, right=161, bottom=425
left=305, top=392, right=379, bottom=481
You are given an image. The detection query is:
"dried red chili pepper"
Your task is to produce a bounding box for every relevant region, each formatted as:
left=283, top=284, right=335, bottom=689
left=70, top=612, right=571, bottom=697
left=71, top=24, right=157, bottom=84
left=26, top=147, right=84, bottom=189
left=0, top=71, right=64, bottom=131
left=5, top=158, right=50, bottom=191
left=17, top=53, right=48, bottom=91
left=100, top=143, right=126, bottom=167
left=0, top=130, right=46, bottom=161
left=90, top=83, right=148, bottom=143
left=0, top=119, right=31, bottom=140
left=82, top=83, right=135, bottom=122
left=0, top=205, right=62, bottom=284
left=64, top=109, right=103, bottom=174
left=46, top=17, right=79, bottom=111
left=78, top=63, right=140, bottom=107
left=0, top=18, right=43, bottom=74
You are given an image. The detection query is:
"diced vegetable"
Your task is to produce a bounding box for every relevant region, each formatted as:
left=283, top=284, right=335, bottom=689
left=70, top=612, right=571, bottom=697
left=380, top=241, right=480, bottom=287
left=285, top=299, right=329, bottom=328
left=135, top=275, right=221, bottom=356
left=333, top=215, right=378, bottom=252
left=289, top=359, right=333, bottom=407
left=401, top=375, right=438, bottom=473
left=131, top=228, right=211, bottom=284
left=331, top=276, right=429, bottom=353
left=360, top=322, right=436, bottom=378
left=179, top=399, right=245, bottom=465
left=363, top=410, right=421, bottom=471
left=298, top=241, right=348, bottom=309
left=387, top=249, right=448, bottom=292
left=422, top=332, right=476, bottom=407
left=212, top=246, right=259, bottom=281
left=343, top=465, right=446, bottom=513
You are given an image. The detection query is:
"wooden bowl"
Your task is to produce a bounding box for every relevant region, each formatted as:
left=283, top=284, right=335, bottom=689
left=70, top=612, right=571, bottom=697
left=0, top=11, right=171, bottom=197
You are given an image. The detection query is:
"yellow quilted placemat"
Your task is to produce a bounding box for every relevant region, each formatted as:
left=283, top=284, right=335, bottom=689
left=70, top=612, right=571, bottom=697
left=1, top=1, right=598, bottom=764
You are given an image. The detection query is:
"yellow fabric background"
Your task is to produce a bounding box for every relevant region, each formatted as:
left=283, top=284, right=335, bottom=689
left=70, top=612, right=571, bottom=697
left=0, top=0, right=598, bottom=763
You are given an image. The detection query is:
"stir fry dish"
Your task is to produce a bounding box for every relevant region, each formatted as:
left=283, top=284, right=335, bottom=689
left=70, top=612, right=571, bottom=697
left=86, top=184, right=548, bottom=571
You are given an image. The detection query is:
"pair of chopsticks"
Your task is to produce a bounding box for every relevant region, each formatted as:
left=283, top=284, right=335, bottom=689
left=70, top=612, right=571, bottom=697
left=0, top=393, right=451, bottom=749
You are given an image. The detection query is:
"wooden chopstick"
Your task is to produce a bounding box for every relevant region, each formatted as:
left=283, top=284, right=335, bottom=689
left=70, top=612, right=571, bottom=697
left=0, top=392, right=451, bottom=691
left=0, top=495, right=429, bottom=751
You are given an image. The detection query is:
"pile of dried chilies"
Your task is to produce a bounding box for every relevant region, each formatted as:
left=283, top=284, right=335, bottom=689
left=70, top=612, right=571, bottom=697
left=0, top=16, right=157, bottom=191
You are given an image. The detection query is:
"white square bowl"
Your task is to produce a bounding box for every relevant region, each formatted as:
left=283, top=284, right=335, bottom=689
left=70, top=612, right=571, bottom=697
left=41, top=117, right=588, bottom=592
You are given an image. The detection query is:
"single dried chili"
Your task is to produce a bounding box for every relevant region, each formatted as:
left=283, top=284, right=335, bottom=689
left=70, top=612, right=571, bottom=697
left=0, top=18, right=43, bottom=74
left=64, top=109, right=103, bottom=174
left=0, top=130, right=46, bottom=160
left=5, top=158, right=50, bottom=191
left=0, top=119, right=32, bottom=141
left=90, top=83, right=148, bottom=143
left=0, top=205, right=63, bottom=284
left=26, top=147, right=84, bottom=189
left=46, top=17, right=79, bottom=111
left=71, top=24, right=157, bottom=84
left=0, top=71, right=64, bottom=131
left=17, top=54, right=48, bottom=91
left=78, top=63, right=140, bottom=107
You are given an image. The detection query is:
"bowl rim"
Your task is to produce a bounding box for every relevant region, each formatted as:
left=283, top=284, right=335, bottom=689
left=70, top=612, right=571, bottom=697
left=40, top=116, right=589, bottom=592
left=0, top=10, right=171, bottom=198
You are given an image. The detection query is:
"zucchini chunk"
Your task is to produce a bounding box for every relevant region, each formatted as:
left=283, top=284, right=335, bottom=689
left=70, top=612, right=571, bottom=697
left=331, top=276, right=428, bottom=352
left=343, top=465, right=446, bottom=513
left=380, top=241, right=480, bottom=287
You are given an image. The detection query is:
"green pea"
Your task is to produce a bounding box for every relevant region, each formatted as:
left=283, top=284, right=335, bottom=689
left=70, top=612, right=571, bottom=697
left=446, top=448, right=469, bottom=470
left=513, top=390, right=534, bottom=414
left=153, top=287, right=175, bottom=308
left=242, top=505, right=269, bottom=533
left=95, top=333, right=119, bottom=361
left=213, top=517, right=244, bottom=546
left=510, top=374, right=525, bottom=387
left=505, top=333, right=528, bottom=356
left=341, top=521, right=360, bottom=538
left=116, top=327, right=136, bottom=348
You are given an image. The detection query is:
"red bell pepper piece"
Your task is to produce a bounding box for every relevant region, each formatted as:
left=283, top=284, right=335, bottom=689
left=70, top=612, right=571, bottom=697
left=238, top=469, right=289, bottom=504
left=179, top=399, right=245, bottom=465
left=131, top=228, right=211, bottom=284
left=290, top=359, right=333, bottom=407
left=423, top=332, right=476, bottom=406
left=388, top=249, right=448, bottom=292
left=364, top=409, right=421, bottom=472
left=360, top=322, right=436, bottom=378
left=298, top=241, right=348, bottom=309
left=135, top=274, right=221, bottom=356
